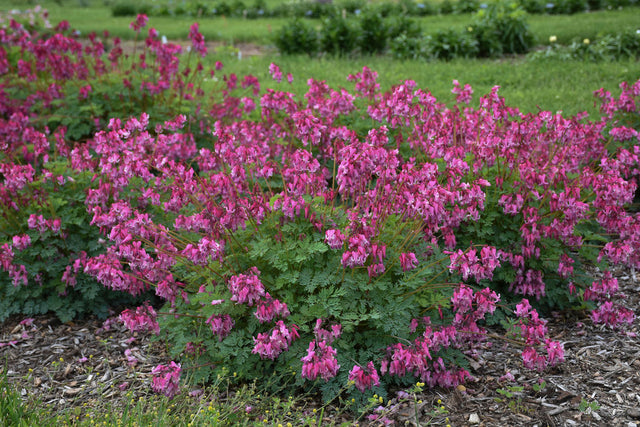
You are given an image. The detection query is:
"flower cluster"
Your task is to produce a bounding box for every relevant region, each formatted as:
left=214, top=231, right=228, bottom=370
left=301, top=339, right=340, bottom=381
left=251, top=320, right=299, bottom=360
left=348, top=361, right=381, bottom=392
left=451, top=284, right=500, bottom=341
left=512, top=299, right=565, bottom=371
left=228, top=267, right=265, bottom=306
left=151, top=361, right=181, bottom=399
left=119, top=303, right=160, bottom=335
left=447, top=246, right=500, bottom=282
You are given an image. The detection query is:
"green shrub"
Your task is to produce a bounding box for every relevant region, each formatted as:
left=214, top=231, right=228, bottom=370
left=358, top=11, right=389, bottom=54
left=272, top=0, right=334, bottom=18
left=586, top=0, right=605, bottom=10
left=211, top=1, right=232, bottom=16
left=371, top=1, right=402, bottom=17
left=335, top=0, right=367, bottom=14
left=529, top=29, right=640, bottom=62
left=517, top=0, right=547, bottom=13
left=439, top=0, right=454, bottom=14
left=320, top=14, right=361, bottom=56
left=387, top=15, right=422, bottom=40
left=274, top=19, right=319, bottom=56
left=425, top=28, right=480, bottom=60
left=454, top=0, right=480, bottom=14
left=551, top=0, right=589, bottom=14
left=389, top=33, right=427, bottom=59
left=414, top=1, right=437, bottom=15
left=472, top=1, right=534, bottom=57
left=112, top=2, right=138, bottom=16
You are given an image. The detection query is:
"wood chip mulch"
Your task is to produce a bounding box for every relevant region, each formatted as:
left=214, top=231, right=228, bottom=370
left=2, top=265, right=640, bottom=426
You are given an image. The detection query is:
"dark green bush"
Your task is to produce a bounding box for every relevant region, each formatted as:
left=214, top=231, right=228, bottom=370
left=335, top=0, right=366, bottom=14
left=358, top=11, right=389, bottom=54
left=552, top=0, right=588, bottom=14
left=371, top=1, right=402, bottom=17
left=454, top=0, right=480, bottom=14
left=389, top=33, right=427, bottom=59
left=272, top=0, right=334, bottom=18
left=414, top=1, right=437, bottom=15
left=387, top=15, right=422, bottom=40
left=320, top=14, right=361, bottom=56
left=472, top=1, right=534, bottom=57
left=213, top=1, right=233, bottom=16
left=112, top=2, right=137, bottom=16
left=274, top=19, right=319, bottom=56
left=586, top=0, right=605, bottom=10
left=439, top=0, right=454, bottom=14
left=425, top=28, right=480, bottom=60
left=397, top=0, right=420, bottom=15
left=518, top=0, right=547, bottom=13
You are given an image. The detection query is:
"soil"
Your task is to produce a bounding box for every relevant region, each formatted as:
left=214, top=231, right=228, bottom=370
left=2, top=265, right=640, bottom=426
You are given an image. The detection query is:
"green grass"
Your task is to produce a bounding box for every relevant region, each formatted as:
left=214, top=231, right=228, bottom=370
left=3, top=1, right=638, bottom=116
left=0, top=367, right=396, bottom=426
left=2, top=0, right=639, bottom=45
left=421, top=9, right=640, bottom=45
left=218, top=54, right=640, bottom=117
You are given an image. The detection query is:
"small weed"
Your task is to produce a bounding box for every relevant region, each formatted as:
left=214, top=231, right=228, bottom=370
left=578, top=398, right=601, bottom=414
left=495, top=385, right=534, bottom=415
left=532, top=380, right=547, bottom=393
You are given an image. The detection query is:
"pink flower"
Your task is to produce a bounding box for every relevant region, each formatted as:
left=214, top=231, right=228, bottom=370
left=151, top=361, right=181, bottom=399
left=119, top=303, right=160, bottom=335
left=544, top=339, right=565, bottom=366
left=252, top=321, right=299, bottom=360
left=228, top=267, right=265, bottom=306
left=19, top=318, right=34, bottom=327
left=254, top=294, right=290, bottom=323
left=206, top=314, right=234, bottom=340
left=325, top=229, right=345, bottom=249
left=189, top=23, right=207, bottom=57
left=124, top=348, right=138, bottom=367
left=269, top=63, right=283, bottom=83
left=451, top=79, right=473, bottom=104
left=78, top=84, right=92, bottom=99
left=301, top=340, right=340, bottom=381
left=399, top=252, right=418, bottom=271
left=348, top=361, right=380, bottom=392
left=129, top=14, right=148, bottom=33
left=522, top=347, right=547, bottom=371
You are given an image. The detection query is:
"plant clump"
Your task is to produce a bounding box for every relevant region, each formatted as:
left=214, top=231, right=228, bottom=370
left=1, top=12, right=639, bottom=405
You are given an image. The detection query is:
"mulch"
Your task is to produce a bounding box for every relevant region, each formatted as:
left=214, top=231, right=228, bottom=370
left=2, top=265, right=640, bottom=426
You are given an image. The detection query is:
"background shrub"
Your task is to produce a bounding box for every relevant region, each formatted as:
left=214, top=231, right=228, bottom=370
left=425, top=28, right=480, bottom=60
left=386, top=15, right=423, bottom=40
left=358, top=11, right=389, bottom=54
left=389, top=33, right=427, bottom=59
left=112, top=2, right=138, bottom=16
left=472, top=1, right=535, bottom=57
left=274, top=19, right=319, bottom=55
left=320, top=14, right=361, bottom=56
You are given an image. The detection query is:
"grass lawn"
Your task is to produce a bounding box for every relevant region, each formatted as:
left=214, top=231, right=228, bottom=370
left=2, top=1, right=638, bottom=116
left=2, top=0, right=639, bottom=45
left=219, top=54, right=640, bottom=117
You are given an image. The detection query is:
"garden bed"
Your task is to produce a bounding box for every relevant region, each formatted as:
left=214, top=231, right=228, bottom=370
left=2, top=265, right=639, bottom=426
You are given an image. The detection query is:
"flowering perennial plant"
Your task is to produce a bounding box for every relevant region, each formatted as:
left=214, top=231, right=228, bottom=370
left=2, top=15, right=640, bottom=401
